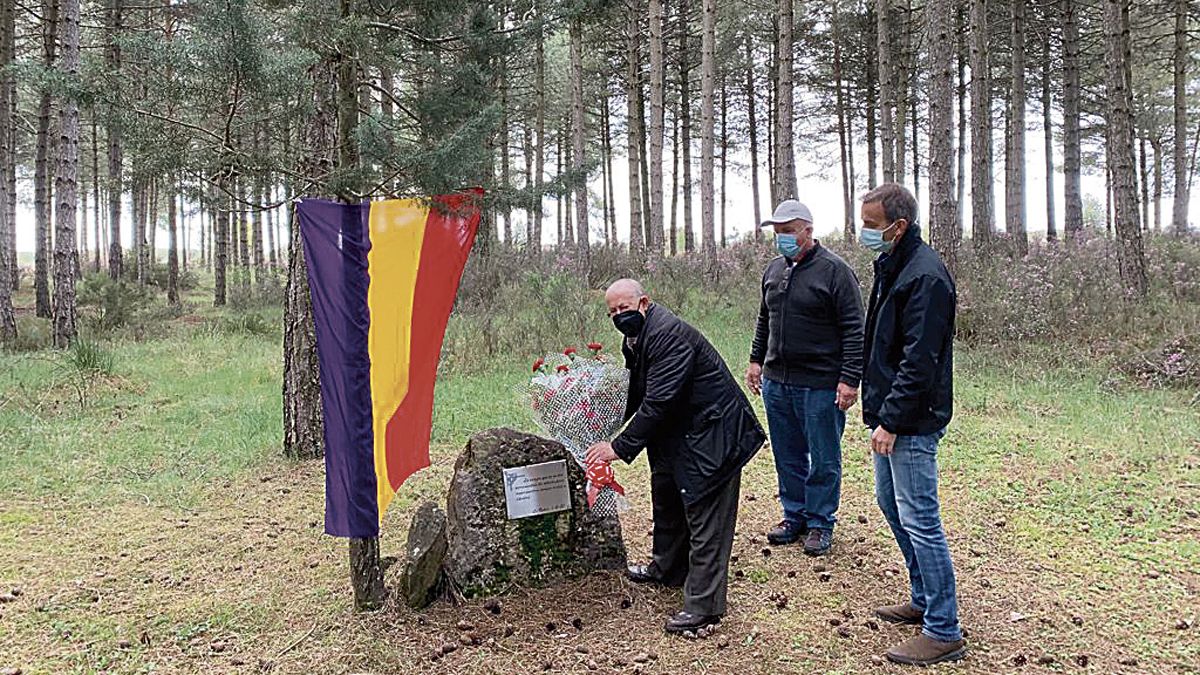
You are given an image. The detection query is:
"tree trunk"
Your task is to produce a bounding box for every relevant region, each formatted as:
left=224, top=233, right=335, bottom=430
left=1063, top=0, right=1083, bottom=237
left=570, top=16, right=589, bottom=266
left=956, top=6, right=967, bottom=227
left=1104, top=0, right=1147, bottom=295
left=91, top=111, right=100, bottom=272
left=744, top=31, right=762, bottom=239
left=167, top=177, right=178, bottom=306
left=79, top=170, right=87, bottom=278
left=106, top=0, right=123, bottom=279
left=1005, top=0, right=1027, bottom=254
left=556, top=130, right=563, bottom=247
left=35, top=0, right=60, bottom=318
left=181, top=175, right=188, bottom=273
left=602, top=99, right=613, bottom=248
left=253, top=187, right=265, bottom=292
left=533, top=0, right=545, bottom=253
left=625, top=0, right=645, bottom=253
left=767, top=25, right=775, bottom=196
left=1172, top=0, right=1189, bottom=235
left=213, top=183, right=228, bottom=306
left=523, top=118, right=534, bottom=248
left=238, top=180, right=251, bottom=291
left=927, top=0, right=957, bottom=270
left=134, top=179, right=147, bottom=284
left=0, top=0, right=14, bottom=340
left=719, top=77, right=727, bottom=248
left=877, top=0, right=895, bottom=184
left=1139, top=136, right=1150, bottom=231
left=865, top=8, right=879, bottom=189
left=669, top=101, right=679, bottom=255
left=773, top=0, right=797, bottom=201
left=833, top=1, right=853, bottom=244
left=51, top=0, right=79, bottom=348
left=910, top=96, right=919, bottom=201
left=969, top=0, right=993, bottom=246
left=148, top=180, right=158, bottom=267
left=1152, top=137, right=1163, bottom=231
left=893, top=0, right=911, bottom=186
left=1042, top=19, right=1056, bottom=241
left=648, top=0, right=665, bottom=256
left=700, top=0, right=716, bottom=254
left=605, top=105, right=617, bottom=246
left=680, top=0, right=695, bottom=252
left=265, top=179, right=276, bottom=268
left=500, top=67, right=511, bottom=248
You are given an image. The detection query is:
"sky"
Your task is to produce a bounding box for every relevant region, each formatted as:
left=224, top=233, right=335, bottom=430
left=12, top=118, right=1199, bottom=254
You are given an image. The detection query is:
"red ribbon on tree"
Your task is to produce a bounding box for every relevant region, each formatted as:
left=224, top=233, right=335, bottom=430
left=585, top=461, right=625, bottom=508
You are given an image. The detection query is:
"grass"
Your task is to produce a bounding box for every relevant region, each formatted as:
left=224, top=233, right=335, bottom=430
left=0, top=281, right=1198, bottom=674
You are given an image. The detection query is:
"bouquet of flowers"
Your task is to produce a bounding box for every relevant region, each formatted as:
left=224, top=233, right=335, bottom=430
left=525, top=343, right=630, bottom=518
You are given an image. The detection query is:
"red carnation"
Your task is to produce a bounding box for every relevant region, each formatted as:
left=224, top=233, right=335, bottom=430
left=587, top=342, right=603, bottom=353
left=563, top=347, right=578, bottom=358
left=556, top=364, right=570, bottom=373
left=532, top=358, right=546, bottom=373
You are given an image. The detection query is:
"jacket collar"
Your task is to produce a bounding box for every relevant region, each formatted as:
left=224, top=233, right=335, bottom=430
left=875, top=225, right=923, bottom=276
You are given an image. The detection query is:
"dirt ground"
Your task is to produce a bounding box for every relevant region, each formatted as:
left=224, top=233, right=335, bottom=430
left=2, top=439, right=1197, bottom=675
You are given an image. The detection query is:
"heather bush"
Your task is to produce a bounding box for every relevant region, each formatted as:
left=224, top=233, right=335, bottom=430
left=447, top=233, right=1200, bottom=379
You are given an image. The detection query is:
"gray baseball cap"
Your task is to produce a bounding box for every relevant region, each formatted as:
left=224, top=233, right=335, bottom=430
left=761, top=199, right=813, bottom=227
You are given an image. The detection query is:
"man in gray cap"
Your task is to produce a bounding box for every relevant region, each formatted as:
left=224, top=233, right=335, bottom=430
left=747, top=199, right=864, bottom=555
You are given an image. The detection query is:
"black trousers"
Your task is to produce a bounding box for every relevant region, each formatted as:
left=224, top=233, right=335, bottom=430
left=648, top=463, right=742, bottom=616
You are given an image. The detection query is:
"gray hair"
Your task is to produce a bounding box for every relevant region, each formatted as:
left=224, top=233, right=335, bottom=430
left=605, top=278, right=646, bottom=299
left=862, top=183, right=919, bottom=226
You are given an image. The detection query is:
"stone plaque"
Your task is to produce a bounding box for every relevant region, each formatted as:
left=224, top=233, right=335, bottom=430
left=502, top=460, right=571, bottom=520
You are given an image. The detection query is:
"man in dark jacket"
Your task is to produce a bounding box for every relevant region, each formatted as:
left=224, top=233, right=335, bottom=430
left=587, top=279, right=766, bottom=635
left=748, top=199, right=864, bottom=555
left=858, top=183, right=965, bottom=666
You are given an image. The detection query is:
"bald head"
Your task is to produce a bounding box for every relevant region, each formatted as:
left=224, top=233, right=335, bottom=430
left=605, top=278, right=650, bottom=317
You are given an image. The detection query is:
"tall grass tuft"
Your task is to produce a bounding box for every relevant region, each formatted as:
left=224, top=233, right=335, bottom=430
left=65, top=339, right=116, bottom=376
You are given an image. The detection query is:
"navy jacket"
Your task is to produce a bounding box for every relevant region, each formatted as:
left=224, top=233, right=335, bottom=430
left=613, top=304, right=766, bottom=505
left=862, top=226, right=956, bottom=436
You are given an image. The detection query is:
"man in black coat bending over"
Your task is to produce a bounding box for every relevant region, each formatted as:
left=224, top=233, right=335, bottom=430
left=587, top=279, right=766, bottom=635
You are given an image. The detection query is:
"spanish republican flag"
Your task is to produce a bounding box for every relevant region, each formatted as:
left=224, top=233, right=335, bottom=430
left=297, top=190, right=482, bottom=538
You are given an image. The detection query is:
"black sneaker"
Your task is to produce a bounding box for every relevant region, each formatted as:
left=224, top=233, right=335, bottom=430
left=767, top=520, right=807, bottom=545
left=803, top=528, right=832, bottom=556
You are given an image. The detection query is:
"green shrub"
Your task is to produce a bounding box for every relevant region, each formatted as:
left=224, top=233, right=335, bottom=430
left=4, top=316, right=53, bottom=352
left=77, top=273, right=153, bottom=330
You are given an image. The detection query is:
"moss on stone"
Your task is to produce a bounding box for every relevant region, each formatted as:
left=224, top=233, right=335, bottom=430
left=517, top=513, right=573, bottom=577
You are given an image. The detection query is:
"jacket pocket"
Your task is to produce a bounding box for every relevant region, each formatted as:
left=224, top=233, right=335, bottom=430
left=683, top=405, right=729, bottom=476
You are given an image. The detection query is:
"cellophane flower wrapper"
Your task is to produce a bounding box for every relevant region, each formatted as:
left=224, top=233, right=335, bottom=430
left=524, top=352, right=631, bottom=518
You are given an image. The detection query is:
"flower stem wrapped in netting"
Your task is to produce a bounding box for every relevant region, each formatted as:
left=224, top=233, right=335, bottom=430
left=524, top=345, right=630, bottom=518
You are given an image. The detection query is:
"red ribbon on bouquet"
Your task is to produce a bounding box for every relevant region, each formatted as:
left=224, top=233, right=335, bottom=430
left=585, top=461, right=626, bottom=508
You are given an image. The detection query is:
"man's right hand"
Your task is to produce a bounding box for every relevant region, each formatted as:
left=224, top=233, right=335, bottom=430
left=746, top=362, right=763, bottom=396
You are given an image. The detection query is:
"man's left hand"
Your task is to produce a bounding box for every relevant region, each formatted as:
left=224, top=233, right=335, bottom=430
left=870, top=426, right=897, bottom=456
left=586, top=441, right=619, bottom=465
left=836, top=383, right=859, bottom=411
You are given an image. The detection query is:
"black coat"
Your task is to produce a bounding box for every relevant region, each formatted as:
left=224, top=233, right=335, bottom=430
left=612, top=304, right=766, bottom=506
left=862, top=225, right=956, bottom=436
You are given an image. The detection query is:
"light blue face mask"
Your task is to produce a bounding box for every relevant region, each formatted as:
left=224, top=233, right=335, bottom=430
left=859, top=222, right=899, bottom=253
left=775, top=233, right=801, bottom=258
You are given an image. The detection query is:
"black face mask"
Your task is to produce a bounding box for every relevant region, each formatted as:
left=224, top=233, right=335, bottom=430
left=612, top=310, right=645, bottom=338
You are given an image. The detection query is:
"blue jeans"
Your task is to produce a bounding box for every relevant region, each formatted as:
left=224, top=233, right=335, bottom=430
left=873, top=429, right=962, bottom=642
left=761, top=378, right=845, bottom=531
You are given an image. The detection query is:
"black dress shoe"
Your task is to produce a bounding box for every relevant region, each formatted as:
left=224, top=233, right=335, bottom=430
left=625, top=563, right=684, bottom=587
left=664, top=611, right=722, bottom=634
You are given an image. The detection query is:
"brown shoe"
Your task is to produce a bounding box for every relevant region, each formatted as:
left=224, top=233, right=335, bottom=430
left=885, top=633, right=967, bottom=666
left=874, top=602, right=925, bottom=625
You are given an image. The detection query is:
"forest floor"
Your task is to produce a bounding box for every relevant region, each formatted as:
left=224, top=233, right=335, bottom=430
left=0, top=287, right=1198, bottom=674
